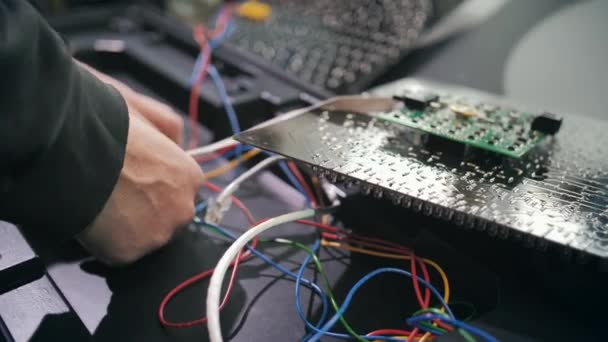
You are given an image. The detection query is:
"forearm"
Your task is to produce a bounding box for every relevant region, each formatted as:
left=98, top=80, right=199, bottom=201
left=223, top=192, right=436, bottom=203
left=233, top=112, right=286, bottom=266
left=0, top=0, right=129, bottom=240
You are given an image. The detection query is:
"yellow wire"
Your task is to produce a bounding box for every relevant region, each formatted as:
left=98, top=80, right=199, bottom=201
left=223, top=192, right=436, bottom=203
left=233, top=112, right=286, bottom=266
left=321, top=240, right=450, bottom=305
left=203, top=148, right=261, bottom=180
left=321, top=239, right=451, bottom=342
left=418, top=333, right=432, bottom=342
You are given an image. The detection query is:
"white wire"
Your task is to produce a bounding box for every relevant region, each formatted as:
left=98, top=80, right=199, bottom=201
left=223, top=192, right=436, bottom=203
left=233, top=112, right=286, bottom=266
left=187, top=137, right=237, bottom=158
left=206, top=209, right=316, bottom=342
left=186, top=96, right=333, bottom=158
left=187, top=96, right=392, bottom=159
left=205, top=155, right=285, bottom=224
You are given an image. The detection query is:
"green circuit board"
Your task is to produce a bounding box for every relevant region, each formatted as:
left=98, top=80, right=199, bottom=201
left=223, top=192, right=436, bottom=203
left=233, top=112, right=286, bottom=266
left=378, top=95, right=546, bottom=158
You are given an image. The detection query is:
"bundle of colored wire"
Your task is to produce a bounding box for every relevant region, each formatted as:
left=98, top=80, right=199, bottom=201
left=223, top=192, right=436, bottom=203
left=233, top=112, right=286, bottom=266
left=160, top=217, right=332, bottom=328
left=187, top=9, right=314, bottom=199
left=159, top=197, right=254, bottom=327
left=201, top=222, right=413, bottom=341
left=206, top=209, right=316, bottom=342
left=200, top=148, right=312, bottom=204
left=205, top=208, right=456, bottom=342
left=188, top=3, right=235, bottom=148
left=320, top=239, right=455, bottom=342
left=160, top=181, right=315, bottom=329
left=162, top=180, right=450, bottom=340
left=275, top=237, right=364, bottom=341
left=203, top=148, right=261, bottom=180
left=319, top=240, right=450, bottom=312
left=308, top=267, right=453, bottom=342
left=293, top=240, right=425, bottom=341
left=407, top=314, right=497, bottom=342
left=163, top=180, right=475, bottom=341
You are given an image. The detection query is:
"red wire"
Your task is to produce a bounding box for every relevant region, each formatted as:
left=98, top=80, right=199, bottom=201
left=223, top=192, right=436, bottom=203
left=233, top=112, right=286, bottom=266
left=159, top=181, right=257, bottom=328
left=323, top=234, right=436, bottom=338
left=204, top=182, right=256, bottom=224
left=287, top=162, right=317, bottom=207
left=188, top=39, right=212, bottom=149
left=345, top=233, right=414, bottom=251
left=419, top=258, right=431, bottom=308
left=331, top=236, right=434, bottom=330
left=161, top=180, right=440, bottom=331
left=339, top=236, right=411, bottom=253
left=336, top=234, right=432, bottom=309
left=295, top=219, right=341, bottom=233
left=206, top=3, right=235, bottom=38
left=408, top=328, right=421, bottom=341
left=367, top=328, right=415, bottom=337
left=435, top=321, right=454, bottom=332
left=158, top=246, right=252, bottom=327
left=188, top=4, right=235, bottom=149
left=328, top=234, right=433, bottom=310
left=158, top=217, right=344, bottom=328
left=410, top=251, right=431, bottom=309
left=194, top=144, right=238, bottom=164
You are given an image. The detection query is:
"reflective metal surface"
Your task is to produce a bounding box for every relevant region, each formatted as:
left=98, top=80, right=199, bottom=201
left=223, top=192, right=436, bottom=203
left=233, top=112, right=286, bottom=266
left=236, top=80, right=608, bottom=259
left=226, top=0, right=432, bottom=92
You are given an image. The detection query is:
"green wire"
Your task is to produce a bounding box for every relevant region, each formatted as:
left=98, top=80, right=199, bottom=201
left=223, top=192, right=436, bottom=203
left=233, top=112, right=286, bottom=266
left=412, top=308, right=476, bottom=342
left=272, top=238, right=366, bottom=342
left=459, top=330, right=477, bottom=342
left=198, top=224, right=364, bottom=341
left=201, top=223, right=468, bottom=342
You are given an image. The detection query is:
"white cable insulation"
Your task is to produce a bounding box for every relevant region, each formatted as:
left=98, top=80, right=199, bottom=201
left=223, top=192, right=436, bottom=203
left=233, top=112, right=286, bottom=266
left=205, top=155, right=285, bottom=224
left=187, top=137, right=237, bottom=158
left=206, top=209, right=316, bottom=342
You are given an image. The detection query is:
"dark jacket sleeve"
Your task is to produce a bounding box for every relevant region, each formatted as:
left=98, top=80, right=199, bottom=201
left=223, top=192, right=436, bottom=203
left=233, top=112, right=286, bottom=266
left=0, top=0, right=129, bottom=240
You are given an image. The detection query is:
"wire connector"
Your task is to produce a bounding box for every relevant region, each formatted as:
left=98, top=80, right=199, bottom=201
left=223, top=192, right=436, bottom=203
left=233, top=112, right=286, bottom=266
left=204, top=196, right=233, bottom=226
left=205, top=155, right=285, bottom=225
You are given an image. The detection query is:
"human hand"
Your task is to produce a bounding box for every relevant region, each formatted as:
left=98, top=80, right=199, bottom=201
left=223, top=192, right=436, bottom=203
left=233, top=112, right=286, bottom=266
left=78, top=61, right=184, bottom=144
left=77, top=114, right=205, bottom=265
left=75, top=63, right=205, bottom=265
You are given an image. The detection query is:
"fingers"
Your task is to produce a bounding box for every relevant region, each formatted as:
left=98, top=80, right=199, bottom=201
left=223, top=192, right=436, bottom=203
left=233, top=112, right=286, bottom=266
left=79, top=116, right=203, bottom=266
left=126, top=94, right=184, bottom=145
left=78, top=61, right=184, bottom=145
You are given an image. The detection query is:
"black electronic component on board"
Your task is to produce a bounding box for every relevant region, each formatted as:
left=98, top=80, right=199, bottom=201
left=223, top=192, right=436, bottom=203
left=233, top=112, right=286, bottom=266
left=393, top=92, right=439, bottom=111
left=531, top=112, right=562, bottom=135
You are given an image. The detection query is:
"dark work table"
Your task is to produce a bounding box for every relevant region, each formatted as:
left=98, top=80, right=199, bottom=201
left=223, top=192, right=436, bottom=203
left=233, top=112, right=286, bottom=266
left=2, top=1, right=608, bottom=341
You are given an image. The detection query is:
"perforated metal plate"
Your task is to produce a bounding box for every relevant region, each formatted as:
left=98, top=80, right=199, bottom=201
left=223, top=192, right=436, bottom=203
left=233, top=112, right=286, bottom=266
left=235, top=81, right=608, bottom=259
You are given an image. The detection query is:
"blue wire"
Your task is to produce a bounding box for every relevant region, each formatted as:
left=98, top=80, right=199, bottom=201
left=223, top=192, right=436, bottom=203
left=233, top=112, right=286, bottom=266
left=220, top=144, right=251, bottom=161
left=208, top=65, right=243, bottom=162
left=189, top=16, right=310, bottom=202
left=294, top=243, right=403, bottom=342
left=202, top=222, right=330, bottom=329
left=202, top=220, right=399, bottom=341
left=309, top=267, right=454, bottom=342
left=197, top=143, right=311, bottom=203
left=190, top=19, right=244, bottom=169
left=208, top=66, right=241, bottom=135
left=294, top=239, right=327, bottom=339
left=407, top=314, right=498, bottom=342
left=189, top=21, right=236, bottom=86
left=195, top=202, right=208, bottom=214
